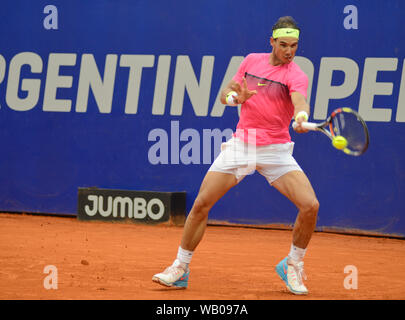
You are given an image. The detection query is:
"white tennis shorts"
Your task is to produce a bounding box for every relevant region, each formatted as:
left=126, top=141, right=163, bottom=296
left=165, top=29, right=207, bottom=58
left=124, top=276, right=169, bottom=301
left=209, top=137, right=303, bottom=184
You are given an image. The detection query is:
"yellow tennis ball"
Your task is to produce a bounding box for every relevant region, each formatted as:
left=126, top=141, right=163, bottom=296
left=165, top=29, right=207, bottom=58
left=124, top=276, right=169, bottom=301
left=332, top=135, right=348, bottom=150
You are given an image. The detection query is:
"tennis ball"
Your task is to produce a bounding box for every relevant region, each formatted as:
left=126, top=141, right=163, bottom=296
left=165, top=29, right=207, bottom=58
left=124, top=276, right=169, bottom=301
left=332, top=135, right=348, bottom=150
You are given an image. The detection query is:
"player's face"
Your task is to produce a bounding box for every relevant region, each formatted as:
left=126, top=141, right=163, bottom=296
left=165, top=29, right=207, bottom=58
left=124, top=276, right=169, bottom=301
left=271, top=37, right=299, bottom=64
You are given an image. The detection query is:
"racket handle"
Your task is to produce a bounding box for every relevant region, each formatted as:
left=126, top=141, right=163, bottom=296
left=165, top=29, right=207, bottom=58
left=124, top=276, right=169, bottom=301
left=292, top=121, right=318, bottom=130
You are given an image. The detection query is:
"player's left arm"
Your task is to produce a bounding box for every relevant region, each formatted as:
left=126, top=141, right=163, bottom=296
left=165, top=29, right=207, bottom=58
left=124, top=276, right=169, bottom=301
left=291, top=91, right=310, bottom=133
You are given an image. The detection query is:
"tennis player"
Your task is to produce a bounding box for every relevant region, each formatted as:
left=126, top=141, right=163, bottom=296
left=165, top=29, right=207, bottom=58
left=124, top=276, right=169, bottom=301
left=152, top=16, right=319, bottom=295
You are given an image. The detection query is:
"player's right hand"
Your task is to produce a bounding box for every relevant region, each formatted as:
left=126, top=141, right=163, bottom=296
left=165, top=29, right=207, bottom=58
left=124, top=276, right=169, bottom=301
left=231, top=77, right=257, bottom=104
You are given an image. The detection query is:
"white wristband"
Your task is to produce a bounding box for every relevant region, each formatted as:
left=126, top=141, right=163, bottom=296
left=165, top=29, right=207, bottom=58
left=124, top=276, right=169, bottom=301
left=226, top=91, right=238, bottom=106
left=295, top=110, right=309, bottom=122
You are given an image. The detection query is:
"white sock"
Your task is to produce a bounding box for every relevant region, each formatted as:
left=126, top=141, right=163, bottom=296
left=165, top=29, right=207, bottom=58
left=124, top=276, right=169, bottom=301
left=176, top=246, right=193, bottom=267
left=288, top=244, right=307, bottom=263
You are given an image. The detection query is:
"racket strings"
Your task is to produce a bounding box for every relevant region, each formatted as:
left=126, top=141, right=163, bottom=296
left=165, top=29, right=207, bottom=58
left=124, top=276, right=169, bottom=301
left=332, top=112, right=369, bottom=155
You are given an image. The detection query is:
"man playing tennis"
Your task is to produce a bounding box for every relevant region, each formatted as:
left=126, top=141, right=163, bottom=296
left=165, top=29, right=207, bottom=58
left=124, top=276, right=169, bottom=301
left=152, top=16, right=319, bottom=295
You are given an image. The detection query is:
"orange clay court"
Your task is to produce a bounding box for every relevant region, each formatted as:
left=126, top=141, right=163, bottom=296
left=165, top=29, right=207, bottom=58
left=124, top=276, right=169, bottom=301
left=0, top=212, right=404, bottom=300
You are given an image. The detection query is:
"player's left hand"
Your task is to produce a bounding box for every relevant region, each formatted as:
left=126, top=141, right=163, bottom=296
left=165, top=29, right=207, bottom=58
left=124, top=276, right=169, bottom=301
left=293, top=116, right=309, bottom=133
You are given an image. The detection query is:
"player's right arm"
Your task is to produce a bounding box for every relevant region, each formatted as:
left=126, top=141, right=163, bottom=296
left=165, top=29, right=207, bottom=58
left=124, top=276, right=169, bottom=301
left=220, top=80, right=241, bottom=106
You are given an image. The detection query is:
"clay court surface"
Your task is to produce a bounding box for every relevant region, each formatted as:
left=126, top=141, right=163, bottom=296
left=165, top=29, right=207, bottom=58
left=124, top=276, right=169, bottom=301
left=1, top=212, right=404, bottom=300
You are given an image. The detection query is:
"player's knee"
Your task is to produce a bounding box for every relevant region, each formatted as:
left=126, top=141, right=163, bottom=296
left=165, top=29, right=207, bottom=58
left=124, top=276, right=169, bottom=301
left=191, top=197, right=211, bottom=219
left=300, top=198, right=319, bottom=218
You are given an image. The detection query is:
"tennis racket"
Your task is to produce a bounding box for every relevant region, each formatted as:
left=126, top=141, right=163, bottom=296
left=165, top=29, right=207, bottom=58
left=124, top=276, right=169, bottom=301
left=292, top=107, right=370, bottom=156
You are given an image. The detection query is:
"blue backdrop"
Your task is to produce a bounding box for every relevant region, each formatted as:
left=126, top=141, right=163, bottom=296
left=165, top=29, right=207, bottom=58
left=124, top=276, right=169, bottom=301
left=1, top=0, right=404, bottom=237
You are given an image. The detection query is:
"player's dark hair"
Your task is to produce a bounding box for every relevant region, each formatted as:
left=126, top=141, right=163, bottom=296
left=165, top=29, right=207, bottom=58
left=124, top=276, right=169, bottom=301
left=272, top=16, right=300, bottom=32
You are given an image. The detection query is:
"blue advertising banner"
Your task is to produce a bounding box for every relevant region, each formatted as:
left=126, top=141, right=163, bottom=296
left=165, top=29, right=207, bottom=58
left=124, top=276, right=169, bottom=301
left=1, top=0, right=404, bottom=236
